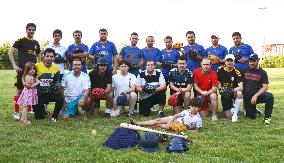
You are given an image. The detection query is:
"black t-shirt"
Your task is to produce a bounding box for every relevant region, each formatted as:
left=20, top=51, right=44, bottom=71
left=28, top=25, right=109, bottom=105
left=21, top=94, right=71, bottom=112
left=169, top=68, right=194, bottom=88
left=89, top=69, right=112, bottom=89
left=243, top=67, right=269, bottom=96
left=13, top=37, right=41, bottom=68
left=217, top=66, right=242, bottom=88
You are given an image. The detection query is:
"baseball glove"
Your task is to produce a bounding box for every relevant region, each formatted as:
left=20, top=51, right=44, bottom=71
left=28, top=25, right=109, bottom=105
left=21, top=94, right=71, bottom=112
left=234, top=52, right=242, bottom=62
left=208, top=55, right=220, bottom=65
left=92, top=88, right=107, bottom=100
left=142, top=84, right=155, bottom=94
left=168, top=94, right=179, bottom=106
left=172, top=43, right=183, bottom=50
left=162, top=61, right=173, bottom=69
left=170, top=120, right=188, bottom=133
left=219, top=87, right=234, bottom=98
left=188, top=48, right=202, bottom=60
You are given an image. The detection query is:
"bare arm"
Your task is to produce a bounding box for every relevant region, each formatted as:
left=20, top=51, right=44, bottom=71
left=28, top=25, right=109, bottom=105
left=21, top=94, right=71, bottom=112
left=234, top=82, right=243, bottom=92
left=125, top=84, right=136, bottom=94
left=155, top=83, right=166, bottom=92
left=251, top=84, right=268, bottom=105
left=8, top=47, right=21, bottom=72
left=106, top=84, right=112, bottom=94
left=112, top=56, right=118, bottom=74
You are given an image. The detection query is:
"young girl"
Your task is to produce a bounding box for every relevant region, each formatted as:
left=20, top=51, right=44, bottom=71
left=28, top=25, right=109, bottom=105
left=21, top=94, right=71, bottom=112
left=130, top=97, right=203, bottom=132
left=17, top=62, right=39, bottom=125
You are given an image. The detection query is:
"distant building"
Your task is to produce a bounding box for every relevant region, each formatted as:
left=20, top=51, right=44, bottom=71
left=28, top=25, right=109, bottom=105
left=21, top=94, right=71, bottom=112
left=261, top=44, right=284, bottom=59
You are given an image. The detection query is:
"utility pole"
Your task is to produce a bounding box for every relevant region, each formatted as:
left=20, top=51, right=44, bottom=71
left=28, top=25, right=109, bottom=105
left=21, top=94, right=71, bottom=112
left=259, top=7, right=267, bottom=59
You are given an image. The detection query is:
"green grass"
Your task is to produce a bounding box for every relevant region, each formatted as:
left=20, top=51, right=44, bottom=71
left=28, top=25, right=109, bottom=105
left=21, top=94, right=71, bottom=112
left=0, top=69, right=284, bottom=162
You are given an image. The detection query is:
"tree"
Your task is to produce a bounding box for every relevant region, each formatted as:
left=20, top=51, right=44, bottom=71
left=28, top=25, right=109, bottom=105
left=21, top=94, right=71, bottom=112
left=0, top=42, right=12, bottom=69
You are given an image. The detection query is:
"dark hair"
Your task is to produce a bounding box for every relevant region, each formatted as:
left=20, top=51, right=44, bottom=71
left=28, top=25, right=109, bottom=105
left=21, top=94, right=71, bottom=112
left=164, top=36, right=172, bottom=41
left=232, top=32, right=241, bottom=38
left=178, top=56, right=186, bottom=61
left=26, top=23, right=36, bottom=30
left=189, top=97, right=202, bottom=107
left=186, top=31, right=195, bottom=37
left=53, top=29, right=62, bottom=37
left=146, top=36, right=154, bottom=41
left=23, top=62, right=36, bottom=78
left=131, top=32, right=139, bottom=37
left=118, top=60, right=129, bottom=67
left=43, top=48, right=55, bottom=56
left=99, top=28, right=108, bottom=33
left=146, top=60, right=155, bottom=64
left=73, top=30, right=82, bottom=37
left=72, top=57, right=82, bottom=64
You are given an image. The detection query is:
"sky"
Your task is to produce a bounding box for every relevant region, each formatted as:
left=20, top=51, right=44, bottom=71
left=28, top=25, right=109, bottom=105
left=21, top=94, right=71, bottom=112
left=0, top=0, right=283, bottom=54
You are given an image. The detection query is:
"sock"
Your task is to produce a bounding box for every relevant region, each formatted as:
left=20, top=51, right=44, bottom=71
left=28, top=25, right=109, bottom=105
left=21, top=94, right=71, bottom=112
left=27, top=106, right=31, bottom=112
left=234, top=98, right=243, bottom=115
left=14, top=96, right=20, bottom=113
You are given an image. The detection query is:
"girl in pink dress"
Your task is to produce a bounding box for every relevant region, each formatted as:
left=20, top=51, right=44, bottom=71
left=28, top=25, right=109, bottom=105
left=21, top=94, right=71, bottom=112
left=17, top=62, right=39, bottom=125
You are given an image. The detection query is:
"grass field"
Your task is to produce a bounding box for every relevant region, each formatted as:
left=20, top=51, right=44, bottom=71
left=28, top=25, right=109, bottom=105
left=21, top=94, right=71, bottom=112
left=0, top=69, right=283, bottom=162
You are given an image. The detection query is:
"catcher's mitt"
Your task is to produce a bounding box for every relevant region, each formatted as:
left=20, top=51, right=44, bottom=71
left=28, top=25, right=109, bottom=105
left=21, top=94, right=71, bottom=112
left=170, top=121, right=188, bottom=133
left=188, top=48, right=202, bottom=60
left=234, top=52, right=242, bottom=62
left=173, top=43, right=183, bottom=50
left=168, top=94, right=179, bottom=106
left=219, top=87, right=234, bottom=98
left=208, top=55, right=219, bottom=65
left=142, top=84, right=155, bottom=94
left=92, top=88, right=107, bottom=100
left=162, top=61, right=173, bottom=69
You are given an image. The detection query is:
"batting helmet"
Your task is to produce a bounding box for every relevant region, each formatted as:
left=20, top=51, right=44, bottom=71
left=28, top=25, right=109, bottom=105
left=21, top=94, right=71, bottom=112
left=138, top=132, right=159, bottom=153
left=116, top=93, right=127, bottom=106
left=92, top=88, right=106, bottom=100
left=166, top=137, right=189, bottom=153
left=168, top=94, right=179, bottom=106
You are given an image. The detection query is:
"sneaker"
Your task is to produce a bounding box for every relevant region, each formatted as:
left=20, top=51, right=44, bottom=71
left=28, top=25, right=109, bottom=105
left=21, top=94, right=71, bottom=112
left=105, top=108, right=111, bottom=118
left=263, top=118, right=271, bottom=126
left=232, top=114, right=238, bottom=122
left=158, top=111, right=165, bottom=117
left=133, top=107, right=139, bottom=113
left=150, top=107, right=158, bottom=112
left=256, top=108, right=263, bottom=115
left=51, top=118, right=57, bottom=123
left=13, top=112, right=20, bottom=120
left=110, top=108, right=120, bottom=117
left=28, top=111, right=35, bottom=115
left=211, top=114, right=218, bottom=121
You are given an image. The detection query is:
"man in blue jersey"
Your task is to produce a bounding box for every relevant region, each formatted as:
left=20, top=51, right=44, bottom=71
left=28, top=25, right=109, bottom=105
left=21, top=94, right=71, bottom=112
left=89, top=28, right=118, bottom=74
left=184, top=31, right=206, bottom=72
left=66, top=30, right=89, bottom=73
left=205, top=34, right=228, bottom=71
left=142, top=36, right=160, bottom=70
left=229, top=32, right=254, bottom=71
left=119, top=32, right=143, bottom=77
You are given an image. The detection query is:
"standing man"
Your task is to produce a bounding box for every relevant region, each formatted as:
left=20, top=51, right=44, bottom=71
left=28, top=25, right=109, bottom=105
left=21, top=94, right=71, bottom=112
left=119, top=32, right=143, bottom=77
left=111, top=60, right=137, bottom=117
left=66, top=30, right=89, bottom=73
left=217, top=54, right=243, bottom=122
left=142, top=36, right=160, bottom=70
left=229, top=32, right=254, bottom=72
left=184, top=31, right=206, bottom=72
left=193, top=58, right=219, bottom=121
left=8, top=23, right=41, bottom=119
left=44, top=29, right=67, bottom=81
left=205, top=34, right=228, bottom=71
left=89, top=58, right=113, bottom=117
left=243, top=54, right=274, bottom=125
left=33, top=48, right=64, bottom=122
left=89, top=28, right=118, bottom=74
left=169, top=57, right=193, bottom=114
left=61, top=58, right=91, bottom=119
left=136, top=60, right=166, bottom=117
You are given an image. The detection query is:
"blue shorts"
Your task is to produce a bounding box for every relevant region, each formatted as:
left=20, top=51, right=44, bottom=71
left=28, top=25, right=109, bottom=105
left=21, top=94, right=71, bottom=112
left=63, top=94, right=83, bottom=115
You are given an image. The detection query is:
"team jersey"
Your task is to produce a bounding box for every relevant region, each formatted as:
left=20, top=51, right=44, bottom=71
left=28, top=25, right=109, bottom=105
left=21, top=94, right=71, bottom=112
left=61, top=71, right=91, bottom=100
left=89, top=41, right=118, bottom=69
left=44, top=44, right=67, bottom=74
left=217, top=66, right=242, bottom=88
left=169, top=68, right=194, bottom=88
left=12, top=37, right=41, bottom=68
left=156, top=49, right=180, bottom=77
left=120, top=46, right=143, bottom=76
left=176, top=110, right=202, bottom=129
left=205, top=45, right=228, bottom=71
left=141, top=47, right=160, bottom=70
left=229, top=44, right=254, bottom=71
left=184, top=43, right=206, bottom=72
left=89, top=69, right=112, bottom=89
left=35, top=62, right=60, bottom=94
left=67, top=43, right=89, bottom=73
left=112, top=73, right=137, bottom=99
left=193, top=67, right=218, bottom=91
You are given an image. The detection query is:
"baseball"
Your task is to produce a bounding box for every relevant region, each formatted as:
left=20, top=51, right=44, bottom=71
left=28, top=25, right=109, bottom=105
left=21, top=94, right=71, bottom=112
left=91, top=130, right=97, bottom=136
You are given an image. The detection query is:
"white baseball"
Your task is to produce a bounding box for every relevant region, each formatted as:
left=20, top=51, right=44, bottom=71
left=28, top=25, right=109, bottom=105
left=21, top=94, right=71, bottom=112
left=91, top=130, right=97, bottom=135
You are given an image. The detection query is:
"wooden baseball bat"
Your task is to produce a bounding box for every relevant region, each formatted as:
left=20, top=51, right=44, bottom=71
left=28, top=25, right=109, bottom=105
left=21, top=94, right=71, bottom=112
left=120, top=123, right=189, bottom=139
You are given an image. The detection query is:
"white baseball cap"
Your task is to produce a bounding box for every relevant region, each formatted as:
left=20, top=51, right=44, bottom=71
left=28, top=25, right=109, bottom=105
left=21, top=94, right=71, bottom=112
left=211, top=34, right=220, bottom=39
left=224, top=54, right=235, bottom=60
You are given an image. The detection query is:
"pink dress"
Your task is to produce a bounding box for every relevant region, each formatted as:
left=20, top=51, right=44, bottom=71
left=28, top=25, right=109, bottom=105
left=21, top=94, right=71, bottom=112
left=17, top=76, right=38, bottom=106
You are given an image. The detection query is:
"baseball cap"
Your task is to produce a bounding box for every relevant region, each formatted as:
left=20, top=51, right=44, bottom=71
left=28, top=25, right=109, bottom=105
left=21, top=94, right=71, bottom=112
left=138, top=132, right=159, bottom=153
left=211, top=34, right=220, bottom=39
left=249, top=53, right=259, bottom=61
left=224, top=54, right=235, bottom=61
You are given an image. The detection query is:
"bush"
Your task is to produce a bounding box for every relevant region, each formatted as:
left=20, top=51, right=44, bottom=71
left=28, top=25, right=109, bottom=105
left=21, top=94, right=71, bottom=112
left=0, top=42, right=14, bottom=70
left=261, top=55, right=284, bottom=68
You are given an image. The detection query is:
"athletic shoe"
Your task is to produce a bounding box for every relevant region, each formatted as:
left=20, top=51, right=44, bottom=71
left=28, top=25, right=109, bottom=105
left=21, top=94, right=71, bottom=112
left=51, top=118, right=57, bottom=123
left=150, top=107, right=158, bottom=112
left=263, top=118, right=271, bottom=126
left=28, top=111, right=35, bottom=115
left=110, top=108, right=120, bottom=117
left=105, top=108, right=111, bottom=118
left=133, top=107, right=139, bottom=113
left=158, top=111, right=164, bottom=117
left=232, top=113, right=238, bottom=122
left=256, top=108, right=263, bottom=115
left=13, top=112, right=20, bottom=120
left=211, top=114, right=218, bottom=121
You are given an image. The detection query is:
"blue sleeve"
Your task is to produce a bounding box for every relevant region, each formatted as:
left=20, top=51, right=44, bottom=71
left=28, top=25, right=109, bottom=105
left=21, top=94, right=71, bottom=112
left=67, top=45, right=73, bottom=53
left=112, top=43, right=118, bottom=56
left=139, top=49, right=143, bottom=59
left=248, top=45, right=254, bottom=54
left=201, top=46, right=206, bottom=58
left=89, top=43, right=96, bottom=55
left=229, top=47, right=233, bottom=54
left=156, top=51, right=162, bottom=62
left=120, top=47, right=125, bottom=59
left=83, top=45, right=89, bottom=53
left=205, top=47, right=209, bottom=55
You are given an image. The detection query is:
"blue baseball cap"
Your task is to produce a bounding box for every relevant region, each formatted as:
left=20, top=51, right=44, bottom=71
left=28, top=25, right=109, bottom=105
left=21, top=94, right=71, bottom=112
left=138, top=132, right=159, bottom=153
left=249, top=54, right=259, bottom=61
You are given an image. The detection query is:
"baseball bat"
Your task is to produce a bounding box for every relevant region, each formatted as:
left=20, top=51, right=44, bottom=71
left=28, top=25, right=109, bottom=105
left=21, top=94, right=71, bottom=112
left=120, top=123, right=188, bottom=139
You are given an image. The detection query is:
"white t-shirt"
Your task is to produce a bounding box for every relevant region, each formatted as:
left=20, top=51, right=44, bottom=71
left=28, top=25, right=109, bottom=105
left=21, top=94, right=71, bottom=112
left=176, top=110, right=202, bottom=129
left=112, top=73, right=136, bottom=99
left=45, top=44, right=67, bottom=74
left=61, top=71, right=91, bottom=101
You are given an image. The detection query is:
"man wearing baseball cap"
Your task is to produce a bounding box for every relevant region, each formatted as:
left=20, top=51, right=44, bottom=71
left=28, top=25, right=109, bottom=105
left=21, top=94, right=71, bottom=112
left=242, top=54, right=274, bottom=125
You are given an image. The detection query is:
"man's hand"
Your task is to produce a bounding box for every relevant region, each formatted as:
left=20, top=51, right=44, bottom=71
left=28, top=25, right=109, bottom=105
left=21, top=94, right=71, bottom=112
left=201, top=91, right=209, bottom=96
left=251, top=95, right=258, bottom=105
left=78, top=99, right=86, bottom=107
left=13, top=65, right=22, bottom=73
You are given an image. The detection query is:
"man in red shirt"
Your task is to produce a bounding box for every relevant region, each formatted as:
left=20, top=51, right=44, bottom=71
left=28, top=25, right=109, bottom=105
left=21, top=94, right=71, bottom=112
left=194, top=58, right=219, bottom=121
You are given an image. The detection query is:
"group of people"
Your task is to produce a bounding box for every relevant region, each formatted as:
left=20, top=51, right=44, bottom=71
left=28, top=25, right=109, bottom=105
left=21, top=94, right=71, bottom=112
left=8, top=23, right=274, bottom=130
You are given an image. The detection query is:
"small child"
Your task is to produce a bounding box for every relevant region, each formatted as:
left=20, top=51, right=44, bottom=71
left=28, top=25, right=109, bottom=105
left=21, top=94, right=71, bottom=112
left=17, top=62, right=39, bottom=125
left=131, top=97, right=203, bottom=132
